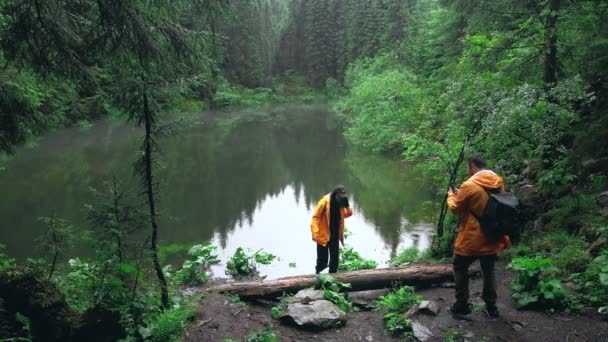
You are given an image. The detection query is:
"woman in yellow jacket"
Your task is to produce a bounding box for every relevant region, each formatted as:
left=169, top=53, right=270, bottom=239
left=310, top=185, right=353, bottom=274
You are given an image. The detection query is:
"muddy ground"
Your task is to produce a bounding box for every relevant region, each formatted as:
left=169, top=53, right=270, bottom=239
left=184, top=263, right=608, bottom=342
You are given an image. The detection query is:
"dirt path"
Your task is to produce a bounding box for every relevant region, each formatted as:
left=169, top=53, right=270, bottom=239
left=184, top=263, right=608, bottom=342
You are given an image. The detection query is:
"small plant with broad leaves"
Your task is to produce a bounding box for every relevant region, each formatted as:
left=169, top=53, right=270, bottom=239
left=375, top=286, right=421, bottom=337
left=225, top=247, right=276, bottom=278
left=316, top=274, right=352, bottom=312
left=338, top=247, right=377, bottom=271
left=165, top=244, right=220, bottom=285
left=507, top=257, right=571, bottom=310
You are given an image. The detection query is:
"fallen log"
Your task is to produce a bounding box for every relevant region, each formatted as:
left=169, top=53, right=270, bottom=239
left=207, top=264, right=473, bottom=299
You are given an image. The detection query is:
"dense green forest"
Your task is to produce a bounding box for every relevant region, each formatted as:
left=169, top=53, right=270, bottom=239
left=1, top=0, right=608, bottom=341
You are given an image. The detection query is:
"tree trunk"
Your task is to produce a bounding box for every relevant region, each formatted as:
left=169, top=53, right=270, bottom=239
left=544, top=0, right=561, bottom=85
left=111, top=177, right=124, bottom=263
left=143, top=88, right=169, bottom=309
left=207, top=264, right=473, bottom=299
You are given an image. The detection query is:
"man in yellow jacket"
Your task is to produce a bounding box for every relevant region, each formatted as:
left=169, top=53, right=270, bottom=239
left=310, top=185, right=353, bottom=274
left=447, top=155, right=510, bottom=318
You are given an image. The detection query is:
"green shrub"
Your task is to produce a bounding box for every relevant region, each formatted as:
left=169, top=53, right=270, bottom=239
left=388, top=247, right=420, bottom=267
left=375, top=286, right=421, bottom=336
left=338, top=247, right=377, bottom=271
left=316, top=274, right=352, bottom=312
left=165, top=244, right=220, bottom=285
left=573, top=249, right=608, bottom=314
left=554, top=245, right=592, bottom=274
left=507, top=257, right=571, bottom=310
left=225, top=247, right=276, bottom=278
left=146, top=304, right=196, bottom=342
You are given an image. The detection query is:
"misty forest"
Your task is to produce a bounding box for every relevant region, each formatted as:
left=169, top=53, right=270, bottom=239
left=1, top=0, right=608, bottom=341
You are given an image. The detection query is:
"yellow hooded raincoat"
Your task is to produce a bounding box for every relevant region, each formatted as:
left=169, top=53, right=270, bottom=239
left=447, top=170, right=511, bottom=256
left=310, top=194, right=353, bottom=247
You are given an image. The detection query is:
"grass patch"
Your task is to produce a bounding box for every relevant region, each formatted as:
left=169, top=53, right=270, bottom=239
left=388, top=247, right=420, bottom=267
left=146, top=304, right=196, bottom=342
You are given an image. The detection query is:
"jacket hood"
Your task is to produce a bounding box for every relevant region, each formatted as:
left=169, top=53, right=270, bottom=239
left=469, top=170, right=503, bottom=190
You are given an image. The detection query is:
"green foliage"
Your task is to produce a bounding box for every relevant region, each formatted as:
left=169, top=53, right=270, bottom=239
left=508, top=257, right=571, bottom=310
left=245, top=326, right=279, bottom=342
left=572, top=249, right=608, bottom=314
left=0, top=244, right=16, bottom=273
left=336, top=54, right=422, bottom=153
left=388, top=247, right=420, bottom=267
left=224, top=326, right=279, bottom=342
left=145, top=303, right=196, bottom=342
left=375, top=286, right=421, bottom=336
left=165, top=244, right=220, bottom=286
left=271, top=296, right=292, bottom=320
left=338, top=247, right=377, bottom=271
left=316, top=274, right=352, bottom=312
left=225, top=247, right=276, bottom=278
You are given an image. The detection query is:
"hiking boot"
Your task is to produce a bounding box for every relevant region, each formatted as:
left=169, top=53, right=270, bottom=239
left=451, top=303, right=471, bottom=318
left=484, top=305, right=499, bottom=319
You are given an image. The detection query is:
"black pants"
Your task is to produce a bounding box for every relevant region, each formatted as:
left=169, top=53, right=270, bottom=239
left=316, top=236, right=340, bottom=274
left=453, top=254, right=497, bottom=308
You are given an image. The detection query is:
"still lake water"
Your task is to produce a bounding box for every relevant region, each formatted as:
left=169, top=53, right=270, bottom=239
left=0, top=104, right=435, bottom=279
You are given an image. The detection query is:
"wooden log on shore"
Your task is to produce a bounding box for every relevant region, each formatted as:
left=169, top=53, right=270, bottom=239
left=207, top=264, right=468, bottom=299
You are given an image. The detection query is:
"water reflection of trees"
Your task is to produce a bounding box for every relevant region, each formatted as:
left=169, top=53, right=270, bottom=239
left=160, top=104, right=434, bottom=252
left=0, top=105, right=435, bottom=258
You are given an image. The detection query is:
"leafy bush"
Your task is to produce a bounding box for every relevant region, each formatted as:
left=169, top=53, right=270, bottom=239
left=336, top=55, right=422, bottom=153
left=375, top=286, right=421, bottom=336
left=507, top=257, right=571, bottom=310
left=165, top=244, right=220, bottom=285
left=316, top=274, right=352, bottom=312
left=144, top=304, right=196, bottom=342
left=225, top=247, right=276, bottom=278
left=388, top=247, right=420, bottom=267
left=524, top=232, right=591, bottom=274
left=573, top=249, right=608, bottom=314
left=338, top=247, right=377, bottom=271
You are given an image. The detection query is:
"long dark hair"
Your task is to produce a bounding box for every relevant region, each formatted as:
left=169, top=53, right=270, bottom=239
left=329, top=185, right=349, bottom=232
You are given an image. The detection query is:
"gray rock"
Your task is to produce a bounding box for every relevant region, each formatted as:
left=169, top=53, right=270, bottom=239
left=281, top=300, right=346, bottom=329
left=418, top=300, right=440, bottom=316
left=351, top=298, right=376, bottom=311
left=410, top=320, right=433, bottom=342
left=597, top=191, right=608, bottom=208
left=517, top=184, right=535, bottom=206
left=512, top=323, right=525, bottom=333
left=293, top=288, right=326, bottom=303
left=404, top=304, right=420, bottom=319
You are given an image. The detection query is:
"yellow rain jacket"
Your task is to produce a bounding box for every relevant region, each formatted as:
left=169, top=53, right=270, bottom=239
left=447, top=170, right=511, bottom=256
left=310, top=194, right=353, bottom=247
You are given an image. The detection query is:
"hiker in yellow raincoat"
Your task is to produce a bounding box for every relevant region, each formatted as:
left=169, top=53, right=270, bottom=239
left=310, top=185, right=353, bottom=274
left=447, top=155, right=511, bottom=318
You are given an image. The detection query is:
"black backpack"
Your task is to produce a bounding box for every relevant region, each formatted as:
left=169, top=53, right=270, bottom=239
left=472, top=189, right=519, bottom=243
